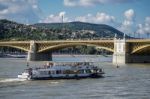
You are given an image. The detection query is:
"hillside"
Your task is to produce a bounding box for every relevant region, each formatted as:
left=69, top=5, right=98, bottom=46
left=0, top=19, right=128, bottom=41
left=33, top=21, right=127, bottom=39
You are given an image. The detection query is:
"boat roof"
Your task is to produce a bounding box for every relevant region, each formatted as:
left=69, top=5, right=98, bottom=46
left=33, top=63, right=95, bottom=71
left=45, top=62, right=94, bottom=65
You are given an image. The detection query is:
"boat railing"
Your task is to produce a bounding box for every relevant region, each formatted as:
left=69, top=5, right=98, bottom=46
left=32, top=62, right=99, bottom=70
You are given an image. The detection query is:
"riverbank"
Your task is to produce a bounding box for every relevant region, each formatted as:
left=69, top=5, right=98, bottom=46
left=53, top=54, right=112, bottom=57
left=0, top=54, right=26, bottom=58
left=0, top=53, right=112, bottom=58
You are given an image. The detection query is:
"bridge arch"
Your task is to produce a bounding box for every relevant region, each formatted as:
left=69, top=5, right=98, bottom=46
left=131, top=44, right=150, bottom=54
left=38, top=43, right=114, bottom=53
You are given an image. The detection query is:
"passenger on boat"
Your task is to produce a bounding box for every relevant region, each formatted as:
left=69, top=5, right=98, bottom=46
left=44, top=62, right=53, bottom=68
left=28, top=68, right=32, bottom=75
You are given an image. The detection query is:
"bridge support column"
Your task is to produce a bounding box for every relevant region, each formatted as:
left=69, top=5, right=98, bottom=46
left=27, top=41, right=52, bottom=61
left=113, top=37, right=126, bottom=64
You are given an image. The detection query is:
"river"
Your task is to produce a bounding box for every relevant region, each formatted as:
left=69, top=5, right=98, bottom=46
left=0, top=55, right=150, bottom=99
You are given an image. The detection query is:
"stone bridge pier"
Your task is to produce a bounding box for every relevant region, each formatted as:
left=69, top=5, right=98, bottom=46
left=113, top=37, right=150, bottom=64
left=113, top=37, right=126, bottom=64
left=27, top=41, right=52, bottom=61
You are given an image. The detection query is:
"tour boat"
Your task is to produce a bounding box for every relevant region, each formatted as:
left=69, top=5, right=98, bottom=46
left=18, top=62, right=105, bottom=80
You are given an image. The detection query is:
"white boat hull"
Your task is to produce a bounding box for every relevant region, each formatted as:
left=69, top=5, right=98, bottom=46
left=18, top=62, right=105, bottom=80
left=30, top=73, right=104, bottom=80
left=18, top=72, right=30, bottom=80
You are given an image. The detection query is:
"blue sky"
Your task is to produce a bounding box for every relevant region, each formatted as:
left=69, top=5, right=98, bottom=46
left=0, top=0, right=150, bottom=37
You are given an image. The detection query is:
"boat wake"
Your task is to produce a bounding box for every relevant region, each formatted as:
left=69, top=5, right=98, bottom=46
left=50, top=81, right=59, bottom=84
left=0, top=78, right=26, bottom=83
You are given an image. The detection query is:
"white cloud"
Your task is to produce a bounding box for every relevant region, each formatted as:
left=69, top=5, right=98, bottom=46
left=64, top=0, right=77, bottom=7
left=59, top=11, right=66, bottom=17
left=96, top=12, right=115, bottom=23
left=32, top=5, right=38, bottom=9
left=0, top=0, right=41, bottom=24
left=136, top=17, right=150, bottom=35
left=119, top=9, right=135, bottom=34
left=75, top=12, right=115, bottom=24
left=64, top=0, right=136, bottom=7
left=64, top=0, right=91, bottom=7
left=0, top=9, right=9, bottom=14
left=40, top=11, right=115, bottom=24
left=40, top=11, right=70, bottom=23
left=124, top=9, right=135, bottom=20
left=122, top=20, right=133, bottom=26
left=145, top=17, right=150, bottom=24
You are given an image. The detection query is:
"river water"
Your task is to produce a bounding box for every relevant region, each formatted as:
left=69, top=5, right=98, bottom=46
left=0, top=55, right=150, bottom=99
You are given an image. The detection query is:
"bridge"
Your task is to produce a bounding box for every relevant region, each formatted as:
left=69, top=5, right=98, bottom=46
left=0, top=38, right=150, bottom=64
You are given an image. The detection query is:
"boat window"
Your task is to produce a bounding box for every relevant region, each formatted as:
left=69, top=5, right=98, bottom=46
left=40, top=71, right=48, bottom=75
left=99, top=69, right=102, bottom=72
left=56, top=70, right=61, bottom=74
left=51, top=71, right=55, bottom=74
left=86, top=69, right=91, bottom=73
left=49, top=71, right=51, bottom=74
left=83, top=70, right=87, bottom=73
left=93, top=69, right=97, bottom=73
left=65, top=70, right=70, bottom=74
left=79, top=70, right=84, bottom=74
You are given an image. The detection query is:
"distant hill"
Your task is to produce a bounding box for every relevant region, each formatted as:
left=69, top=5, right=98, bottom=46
left=0, top=19, right=32, bottom=40
left=0, top=19, right=129, bottom=41
left=33, top=21, right=128, bottom=39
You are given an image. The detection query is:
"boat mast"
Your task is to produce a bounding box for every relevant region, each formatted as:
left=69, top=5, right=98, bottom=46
left=115, top=34, right=119, bottom=68
left=26, top=61, right=29, bottom=67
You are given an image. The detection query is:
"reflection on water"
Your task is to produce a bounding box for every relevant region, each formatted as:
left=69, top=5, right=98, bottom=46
left=0, top=55, right=150, bottom=99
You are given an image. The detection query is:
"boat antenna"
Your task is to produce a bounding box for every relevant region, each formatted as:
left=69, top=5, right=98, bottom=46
left=123, top=33, right=126, bottom=39
left=62, top=14, right=64, bottom=24
left=26, top=61, right=29, bottom=67
left=116, top=55, right=119, bottom=68
left=61, top=14, right=64, bottom=30
left=116, top=64, right=119, bottom=68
